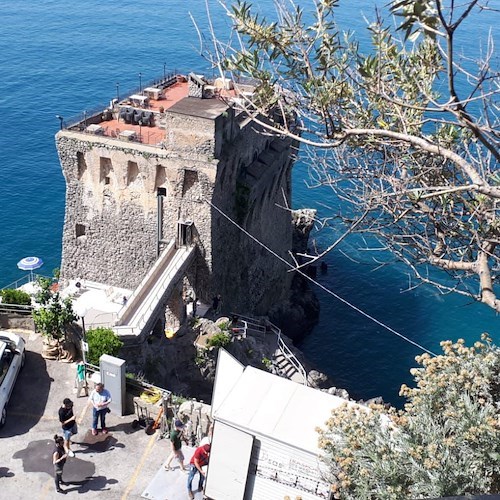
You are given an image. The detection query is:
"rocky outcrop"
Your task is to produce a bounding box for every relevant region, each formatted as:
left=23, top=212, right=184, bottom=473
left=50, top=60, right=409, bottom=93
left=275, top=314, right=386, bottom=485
left=267, top=208, right=320, bottom=342
left=291, top=208, right=316, bottom=254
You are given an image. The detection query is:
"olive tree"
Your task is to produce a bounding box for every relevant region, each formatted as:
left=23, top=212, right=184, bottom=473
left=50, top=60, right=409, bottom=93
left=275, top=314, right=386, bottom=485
left=32, top=277, right=77, bottom=341
left=212, top=0, right=499, bottom=310
left=317, top=335, right=500, bottom=498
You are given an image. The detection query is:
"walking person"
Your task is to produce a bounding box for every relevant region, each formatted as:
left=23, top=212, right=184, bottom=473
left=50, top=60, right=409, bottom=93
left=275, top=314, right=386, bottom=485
left=211, top=294, right=222, bottom=315
left=187, top=442, right=210, bottom=499
left=52, top=435, right=68, bottom=494
left=58, top=398, right=77, bottom=457
left=89, top=382, right=112, bottom=435
left=164, top=419, right=187, bottom=471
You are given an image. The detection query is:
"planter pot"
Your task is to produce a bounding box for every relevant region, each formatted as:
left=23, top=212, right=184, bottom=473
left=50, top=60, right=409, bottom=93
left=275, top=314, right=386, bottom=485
left=41, top=338, right=77, bottom=362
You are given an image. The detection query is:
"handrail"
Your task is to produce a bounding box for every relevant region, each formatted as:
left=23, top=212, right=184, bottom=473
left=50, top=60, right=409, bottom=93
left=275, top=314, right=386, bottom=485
left=113, top=244, right=195, bottom=339
left=0, top=304, right=33, bottom=313
left=63, top=71, right=180, bottom=129
left=272, top=325, right=308, bottom=386
left=117, top=240, right=176, bottom=325
left=1, top=273, right=53, bottom=291
left=230, top=312, right=308, bottom=386
left=125, top=248, right=188, bottom=328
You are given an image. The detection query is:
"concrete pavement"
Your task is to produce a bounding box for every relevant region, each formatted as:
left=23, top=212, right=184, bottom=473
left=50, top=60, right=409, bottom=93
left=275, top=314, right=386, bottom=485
left=0, top=330, right=183, bottom=500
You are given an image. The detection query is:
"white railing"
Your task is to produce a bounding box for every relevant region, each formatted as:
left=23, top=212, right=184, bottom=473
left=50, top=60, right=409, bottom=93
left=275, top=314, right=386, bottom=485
left=271, top=324, right=308, bottom=386
left=230, top=313, right=308, bottom=386
left=113, top=243, right=195, bottom=339
left=116, top=240, right=177, bottom=325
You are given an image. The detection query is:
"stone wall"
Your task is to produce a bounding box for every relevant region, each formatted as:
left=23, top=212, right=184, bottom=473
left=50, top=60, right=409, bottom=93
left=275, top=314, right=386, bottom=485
left=0, top=311, right=35, bottom=331
left=56, top=102, right=297, bottom=318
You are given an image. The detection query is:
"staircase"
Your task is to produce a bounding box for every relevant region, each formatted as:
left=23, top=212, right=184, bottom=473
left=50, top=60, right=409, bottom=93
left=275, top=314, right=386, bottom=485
left=113, top=240, right=195, bottom=339
left=233, top=314, right=308, bottom=386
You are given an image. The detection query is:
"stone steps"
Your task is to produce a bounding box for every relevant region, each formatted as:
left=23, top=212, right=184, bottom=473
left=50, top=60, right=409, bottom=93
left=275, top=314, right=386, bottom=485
left=272, top=351, right=305, bottom=384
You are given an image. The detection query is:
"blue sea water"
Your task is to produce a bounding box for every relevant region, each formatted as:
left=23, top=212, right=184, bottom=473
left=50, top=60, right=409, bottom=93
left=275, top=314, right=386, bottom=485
left=0, top=0, right=497, bottom=406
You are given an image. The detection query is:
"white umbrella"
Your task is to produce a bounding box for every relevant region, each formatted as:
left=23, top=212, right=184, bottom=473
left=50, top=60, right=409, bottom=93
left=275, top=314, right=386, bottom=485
left=17, top=256, right=44, bottom=282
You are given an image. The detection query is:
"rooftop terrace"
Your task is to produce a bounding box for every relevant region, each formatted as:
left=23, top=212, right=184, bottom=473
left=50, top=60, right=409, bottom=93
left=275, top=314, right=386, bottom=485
left=62, top=73, right=245, bottom=147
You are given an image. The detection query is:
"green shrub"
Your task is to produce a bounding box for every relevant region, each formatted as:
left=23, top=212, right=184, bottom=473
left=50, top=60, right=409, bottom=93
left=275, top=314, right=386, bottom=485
left=206, top=332, right=231, bottom=349
left=218, top=321, right=230, bottom=332
left=33, top=295, right=77, bottom=340
left=0, top=288, right=32, bottom=305
left=261, top=357, right=272, bottom=370
left=86, top=327, right=123, bottom=366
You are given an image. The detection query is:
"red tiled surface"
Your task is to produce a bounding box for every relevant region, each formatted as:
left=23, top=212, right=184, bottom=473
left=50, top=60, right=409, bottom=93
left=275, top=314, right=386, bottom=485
left=93, top=81, right=189, bottom=146
left=80, top=79, right=241, bottom=147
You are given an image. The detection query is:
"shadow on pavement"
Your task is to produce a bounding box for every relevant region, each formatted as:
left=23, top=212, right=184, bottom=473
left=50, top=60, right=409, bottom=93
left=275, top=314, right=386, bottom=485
left=13, top=439, right=96, bottom=477
left=0, top=350, right=52, bottom=437
left=11, top=439, right=118, bottom=493
left=62, top=476, right=118, bottom=494
left=107, top=421, right=143, bottom=435
left=73, top=432, right=124, bottom=454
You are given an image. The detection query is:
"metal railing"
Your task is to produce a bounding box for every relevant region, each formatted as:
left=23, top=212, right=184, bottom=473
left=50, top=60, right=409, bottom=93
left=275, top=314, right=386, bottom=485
left=230, top=313, right=308, bottom=386
left=271, top=324, right=308, bottom=386
left=63, top=71, right=180, bottom=130
left=0, top=303, right=33, bottom=314
left=0, top=273, right=53, bottom=291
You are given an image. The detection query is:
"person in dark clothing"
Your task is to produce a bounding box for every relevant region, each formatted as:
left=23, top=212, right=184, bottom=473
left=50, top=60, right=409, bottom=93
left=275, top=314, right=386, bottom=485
left=212, top=294, right=222, bottom=315
left=58, top=398, right=77, bottom=457
left=52, top=435, right=68, bottom=494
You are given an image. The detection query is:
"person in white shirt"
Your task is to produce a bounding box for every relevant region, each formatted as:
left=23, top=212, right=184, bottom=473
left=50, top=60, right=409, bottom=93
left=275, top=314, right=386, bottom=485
left=88, top=383, right=112, bottom=435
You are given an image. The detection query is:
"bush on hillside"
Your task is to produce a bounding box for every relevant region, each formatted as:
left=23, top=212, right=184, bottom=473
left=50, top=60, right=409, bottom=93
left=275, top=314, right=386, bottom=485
left=86, top=327, right=123, bottom=366
left=0, top=288, right=32, bottom=305
left=206, top=332, right=231, bottom=349
left=318, top=335, right=500, bottom=498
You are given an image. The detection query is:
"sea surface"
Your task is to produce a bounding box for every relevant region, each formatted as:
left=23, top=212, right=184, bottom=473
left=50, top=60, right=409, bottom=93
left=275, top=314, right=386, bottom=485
left=0, top=0, right=497, bottom=406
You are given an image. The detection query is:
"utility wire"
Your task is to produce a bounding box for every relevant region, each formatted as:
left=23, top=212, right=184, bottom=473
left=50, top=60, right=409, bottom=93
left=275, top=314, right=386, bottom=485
left=205, top=198, right=438, bottom=357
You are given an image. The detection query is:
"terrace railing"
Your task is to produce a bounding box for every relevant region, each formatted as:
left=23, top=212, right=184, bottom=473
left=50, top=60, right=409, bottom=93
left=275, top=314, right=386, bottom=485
left=230, top=313, right=308, bottom=386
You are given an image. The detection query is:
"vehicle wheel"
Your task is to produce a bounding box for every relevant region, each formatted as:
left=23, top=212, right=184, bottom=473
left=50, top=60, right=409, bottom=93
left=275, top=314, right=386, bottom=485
left=0, top=406, right=6, bottom=428
left=20, top=352, right=26, bottom=370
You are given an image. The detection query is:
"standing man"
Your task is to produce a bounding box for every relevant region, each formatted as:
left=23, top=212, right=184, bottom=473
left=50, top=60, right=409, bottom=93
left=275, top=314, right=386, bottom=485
left=58, top=398, right=77, bottom=457
left=88, top=382, right=112, bottom=435
left=187, top=442, right=210, bottom=499
left=164, top=419, right=187, bottom=471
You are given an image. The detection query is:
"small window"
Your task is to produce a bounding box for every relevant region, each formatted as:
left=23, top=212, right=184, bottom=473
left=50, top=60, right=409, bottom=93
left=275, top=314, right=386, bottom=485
left=76, top=224, right=86, bottom=237
left=104, top=176, right=111, bottom=185
left=77, top=151, right=87, bottom=179
left=182, top=169, right=198, bottom=196
left=155, top=164, right=167, bottom=191
left=100, top=157, right=112, bottom=183
left=127, top=161, right=139, bottom=185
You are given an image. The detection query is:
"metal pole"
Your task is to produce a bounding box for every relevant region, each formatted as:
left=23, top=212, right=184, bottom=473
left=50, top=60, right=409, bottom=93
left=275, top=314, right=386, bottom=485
left=56, top=115, right=64, bottom=130
left=139, top=72, right=142, bottom=93
left=163, top=63, right=166, bottom=81
left=156, top=188, right=166, bottom=257
left=157, top=191, right=162, bottom=258
left=116, top=82, right=120, bottom=102
left=81, top=316, right=86, bottom=365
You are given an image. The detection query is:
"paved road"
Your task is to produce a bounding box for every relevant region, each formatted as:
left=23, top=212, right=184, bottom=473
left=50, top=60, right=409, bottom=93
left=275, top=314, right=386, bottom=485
left=0, top=330, right=172, bottom=499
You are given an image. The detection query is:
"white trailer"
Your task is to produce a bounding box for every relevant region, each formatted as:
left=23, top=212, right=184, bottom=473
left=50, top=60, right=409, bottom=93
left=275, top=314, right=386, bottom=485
left=204, top=350, right=357, bottom=500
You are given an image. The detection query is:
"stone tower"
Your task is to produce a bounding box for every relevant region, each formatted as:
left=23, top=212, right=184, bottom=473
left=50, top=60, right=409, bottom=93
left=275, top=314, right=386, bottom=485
left=56, top=73, right=296, bottom=322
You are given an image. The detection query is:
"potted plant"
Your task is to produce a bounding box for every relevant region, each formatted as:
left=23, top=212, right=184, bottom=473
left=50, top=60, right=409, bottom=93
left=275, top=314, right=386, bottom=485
left=32, top=277, right=78, bottom=361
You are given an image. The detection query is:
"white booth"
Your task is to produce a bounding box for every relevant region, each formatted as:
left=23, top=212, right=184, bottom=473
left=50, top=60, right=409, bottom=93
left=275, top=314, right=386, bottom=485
left=204, top=350, right=352, bottom=500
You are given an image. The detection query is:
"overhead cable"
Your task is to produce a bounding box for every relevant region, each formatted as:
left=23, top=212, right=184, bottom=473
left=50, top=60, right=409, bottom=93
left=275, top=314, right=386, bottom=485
left=205, top=198, right=438, bottom=357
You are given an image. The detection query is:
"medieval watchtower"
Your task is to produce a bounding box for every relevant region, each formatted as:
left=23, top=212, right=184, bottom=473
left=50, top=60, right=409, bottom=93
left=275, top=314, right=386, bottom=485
left=56, top=72, right=296, bottom=338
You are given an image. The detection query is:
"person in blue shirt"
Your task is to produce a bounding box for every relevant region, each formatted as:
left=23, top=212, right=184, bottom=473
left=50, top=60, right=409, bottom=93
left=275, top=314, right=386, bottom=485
left=88, top=383, right=112, bottom=435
